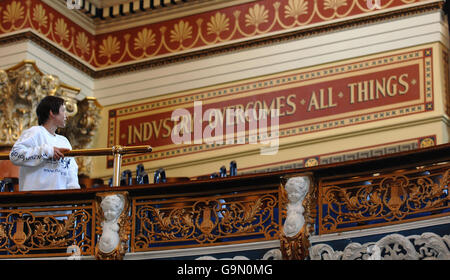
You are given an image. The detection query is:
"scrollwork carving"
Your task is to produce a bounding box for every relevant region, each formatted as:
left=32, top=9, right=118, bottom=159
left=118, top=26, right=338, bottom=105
left=0, top=208, right=93, bottom=256
left=320, top=167, right=450, bottom=234
left=133, top=191, right=280, bottom=250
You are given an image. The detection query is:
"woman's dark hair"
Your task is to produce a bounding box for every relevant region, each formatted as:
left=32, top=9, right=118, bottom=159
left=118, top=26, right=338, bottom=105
left=36, top=96, right=65, bottom=125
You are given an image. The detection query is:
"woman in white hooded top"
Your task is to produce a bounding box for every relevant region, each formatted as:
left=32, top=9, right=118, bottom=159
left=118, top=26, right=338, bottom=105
left=9, top=95, right=80, bottom=191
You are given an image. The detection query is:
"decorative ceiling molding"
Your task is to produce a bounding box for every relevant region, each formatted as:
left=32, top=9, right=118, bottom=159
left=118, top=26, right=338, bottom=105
left=49, top=0, right=254, bottom=34
left=0, top=0, right=444, bottom=78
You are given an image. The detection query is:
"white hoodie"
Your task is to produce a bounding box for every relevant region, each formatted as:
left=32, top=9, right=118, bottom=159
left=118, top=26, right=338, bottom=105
left=9, top=126, right=80, bottom=191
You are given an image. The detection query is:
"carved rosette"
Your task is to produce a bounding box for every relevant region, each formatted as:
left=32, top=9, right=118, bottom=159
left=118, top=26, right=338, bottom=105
left=95, top=192, right=131, bottom=260
left=0, top=60, right=101, bottom=175
left=279, top=175, right=317, bottom=260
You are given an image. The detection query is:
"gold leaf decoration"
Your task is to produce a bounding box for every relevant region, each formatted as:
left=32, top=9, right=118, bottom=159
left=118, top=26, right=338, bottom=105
left=134, top=28, right=156, bottom=51
left=170, top=20, right=193, bottom=43
left=245, top=3, right=269, bottom=28
left=99, top=35, right=120, bottom=59
left=207, top=12, right=230, bottom=36
left=76, top=32, right=90, bottom=56
left=284, top=0, right=308, bottom=19
left=32, top=4, right=47, bottom=29
left=3, top=1, right=24, bottom=25
left=54, top=18, right=69, bottom=42
left=324, top=0, right=347, bottom=11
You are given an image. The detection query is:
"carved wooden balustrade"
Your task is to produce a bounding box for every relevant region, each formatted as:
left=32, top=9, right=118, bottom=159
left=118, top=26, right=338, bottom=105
left=0, top=167, right=285, bottom=259
left=318, top=163, right=449, bottom=234
left=0, top=143, right=449, bottom=259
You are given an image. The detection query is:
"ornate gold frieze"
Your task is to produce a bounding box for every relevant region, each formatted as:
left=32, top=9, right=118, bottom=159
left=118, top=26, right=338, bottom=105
left=0, top=0, right=442, bottom=77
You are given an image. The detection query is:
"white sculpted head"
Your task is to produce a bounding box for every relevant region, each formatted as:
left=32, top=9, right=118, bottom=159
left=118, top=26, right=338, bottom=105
left=285, top=176, right=309, bottom=204
left=101, top=194, right=124, bottom=222
left=98, top=194, right=125, bottom=254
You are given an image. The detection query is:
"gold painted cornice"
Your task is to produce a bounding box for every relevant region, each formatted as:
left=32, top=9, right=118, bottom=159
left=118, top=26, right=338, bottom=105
left=0, top=1, right=443, bottom=78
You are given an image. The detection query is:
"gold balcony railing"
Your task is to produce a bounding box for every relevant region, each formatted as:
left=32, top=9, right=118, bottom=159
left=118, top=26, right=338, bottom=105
left=0, top=143, right=448, bottom=260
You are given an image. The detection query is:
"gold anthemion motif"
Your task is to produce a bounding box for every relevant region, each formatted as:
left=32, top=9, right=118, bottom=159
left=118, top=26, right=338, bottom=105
left=0, top=0, right=435, bottom=70
left=245, top=3, right=269, bottom=28
left=99, top=35, right=121, bottom=59
left=2, top=1, right=24, bottom=25
left=134, top=28, right=156, bottom=52
left=170, top=20, right=193, bottom=44
left=54, top=18, right=69, bottom=43
left=76, top=32, right=90, bottom=57
left=32, top=4, right=47, bottom=29
left=284, top=0, right=309, bottom=19
left=324, top=0, right=348, bottom=11
left=207, top=12, right=230, bottom=36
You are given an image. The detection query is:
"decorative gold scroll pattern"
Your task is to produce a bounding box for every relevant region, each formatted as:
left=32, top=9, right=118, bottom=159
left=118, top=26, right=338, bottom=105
left=0, top=206, right=94, bottom=257
left=0, top=0, right=431, bottom=69
left=318, top=164, right=450, bottom=234
left=132, top=189, right=280, bottom=251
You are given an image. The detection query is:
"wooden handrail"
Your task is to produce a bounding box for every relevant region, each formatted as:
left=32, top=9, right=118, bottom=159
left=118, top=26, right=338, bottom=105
left=0, top=145, right=152, bottom=160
